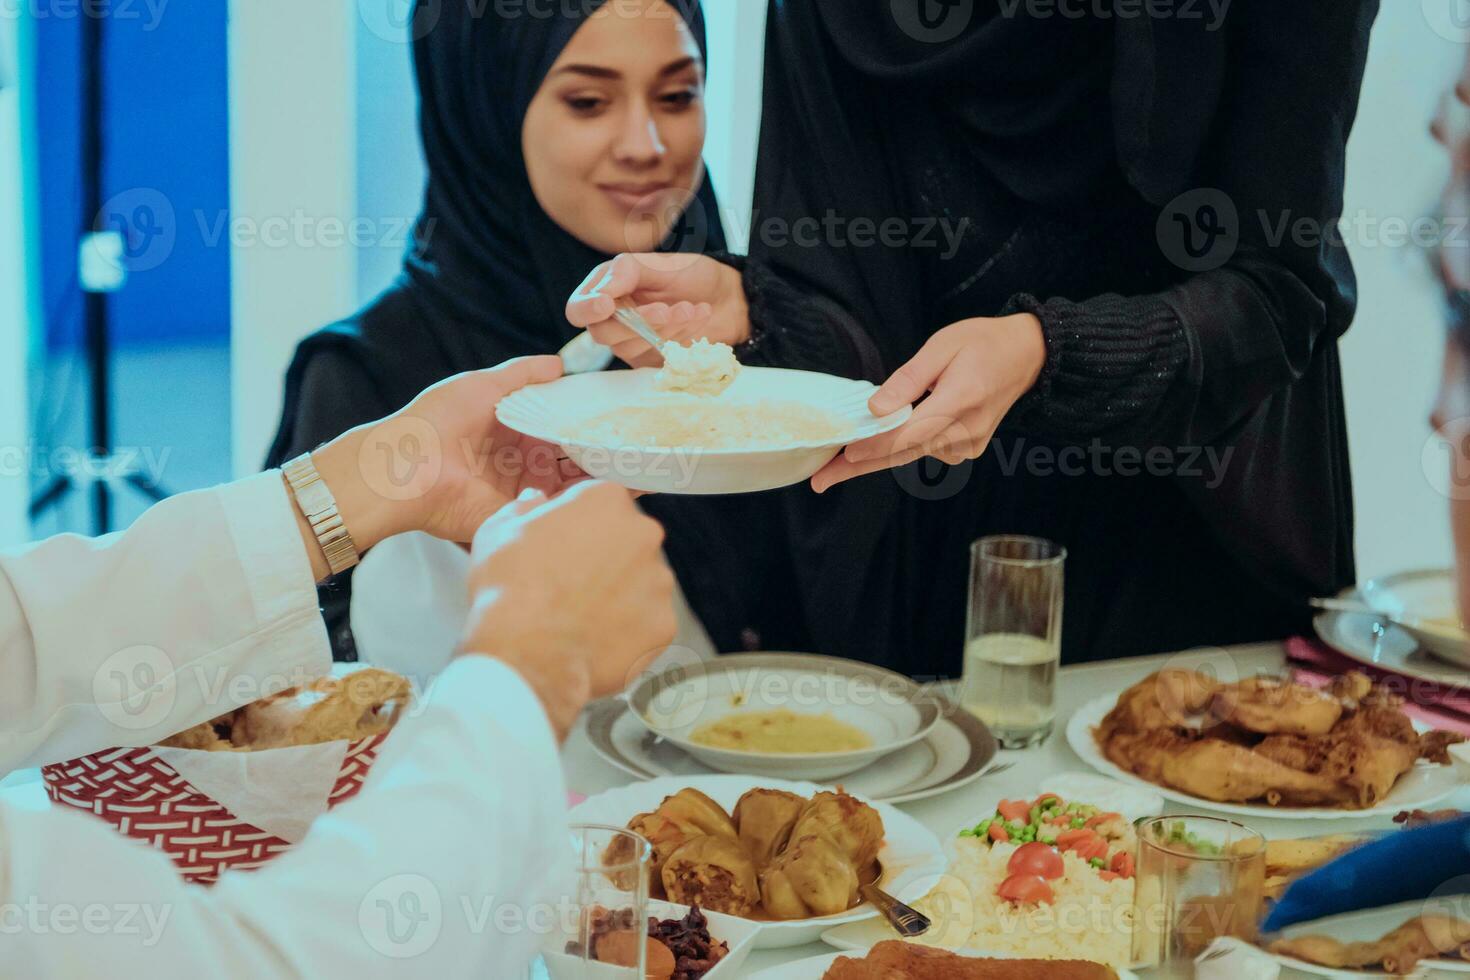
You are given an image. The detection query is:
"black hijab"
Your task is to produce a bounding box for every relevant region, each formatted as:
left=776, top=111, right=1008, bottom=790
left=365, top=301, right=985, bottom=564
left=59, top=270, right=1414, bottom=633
left=404, top=0, right=725, bottom=354
left=268, top=0, right=726, bottom=463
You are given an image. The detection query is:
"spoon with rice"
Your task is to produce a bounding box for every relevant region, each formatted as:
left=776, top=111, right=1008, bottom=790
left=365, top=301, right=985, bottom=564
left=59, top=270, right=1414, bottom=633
left=613, top=300, right=739, bottom=397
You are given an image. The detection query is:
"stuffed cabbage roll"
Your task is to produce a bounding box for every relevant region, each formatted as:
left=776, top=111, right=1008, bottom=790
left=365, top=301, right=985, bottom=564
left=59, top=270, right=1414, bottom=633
left=661, top=835, right=761, bottom=917
left=733, top=788, right=807, bottom=870
left=760, top=834, right=860, bottom=919
left=790, top=791, right=884, bottom=870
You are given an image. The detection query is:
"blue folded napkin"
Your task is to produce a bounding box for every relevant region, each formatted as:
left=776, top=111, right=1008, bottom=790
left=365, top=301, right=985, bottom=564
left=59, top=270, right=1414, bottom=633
left=1263, top=816, right=1470, bottom=933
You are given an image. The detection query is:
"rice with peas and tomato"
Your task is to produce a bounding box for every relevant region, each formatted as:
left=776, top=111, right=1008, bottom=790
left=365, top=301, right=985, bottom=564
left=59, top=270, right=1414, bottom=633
left=930, top=796, right=1137, bottom=969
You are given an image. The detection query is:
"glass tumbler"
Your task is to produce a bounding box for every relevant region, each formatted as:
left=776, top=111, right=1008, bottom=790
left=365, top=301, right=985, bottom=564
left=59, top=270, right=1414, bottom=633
left=958, top=535, right=1066, bottom=748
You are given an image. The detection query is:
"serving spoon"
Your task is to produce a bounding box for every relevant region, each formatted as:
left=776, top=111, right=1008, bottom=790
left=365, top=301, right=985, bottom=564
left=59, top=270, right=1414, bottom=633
left=612, top=299, right=671, bottom=359
left=858, top=864, right=932, bottom=939
left=857, top=759, right=1020, bottom=939
left=555, top=301, right=666, bottom=375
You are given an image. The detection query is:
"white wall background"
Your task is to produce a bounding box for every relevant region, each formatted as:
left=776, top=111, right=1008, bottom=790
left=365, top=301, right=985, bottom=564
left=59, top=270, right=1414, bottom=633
left=227, top=0, right=357, bottom=475
left=1341, top=6, right=1461, bottom=581
left=0, top=10, right=34, bottom=548
left=227, top=1, right=1455, bottom=583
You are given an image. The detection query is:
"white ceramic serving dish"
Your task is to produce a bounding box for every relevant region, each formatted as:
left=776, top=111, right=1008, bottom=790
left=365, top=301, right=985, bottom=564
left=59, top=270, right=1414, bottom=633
left=495, top=367, right=912, bottom=495
left=564, top=774, right=946, bottom=950
left=541, top=899, right=758, bottom=980
left=583, top=691, right=997, bottom=803
left=1066, top=693, right=1468, bottom=821
left=626, top=653, right=943, bottom=782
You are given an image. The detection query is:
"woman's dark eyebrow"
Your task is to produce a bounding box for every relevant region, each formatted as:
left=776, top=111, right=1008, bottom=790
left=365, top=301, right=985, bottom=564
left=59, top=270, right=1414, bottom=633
left=553, top=57, right=699, bottom=82
left=555, top=65, right=622, bottom=80
left=658, top=56, right=698, bottom=78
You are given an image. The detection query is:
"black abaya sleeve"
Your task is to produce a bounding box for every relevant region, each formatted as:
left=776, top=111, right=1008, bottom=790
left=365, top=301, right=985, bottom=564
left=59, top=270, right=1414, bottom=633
left=1000, top=2, right=1376, bottom=450
left=711, top=254, right=885, bottom=384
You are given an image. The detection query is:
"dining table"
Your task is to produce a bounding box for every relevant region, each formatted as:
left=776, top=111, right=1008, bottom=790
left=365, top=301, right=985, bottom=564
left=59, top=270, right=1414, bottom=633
left=558, top=641, right=1470, bottom=978
left=5, top=642, right=1467, bottom=977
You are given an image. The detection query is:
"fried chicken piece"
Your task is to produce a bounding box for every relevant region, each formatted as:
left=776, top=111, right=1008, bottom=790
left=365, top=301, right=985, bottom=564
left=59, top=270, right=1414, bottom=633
left=1271, top=916, right=1470, bottom=974
left=733, top=788, right=807, bottom=870
left=1419, top=729, right=1467, bottom=764
left=1252, top=699, right=1460, bottom=808
left=1157, top=739, right=1348, bottom=806
left=789, top=791, right=885, bottom=870
left=1101, top=728, right=1200, bottom=784
left=759, top=834, right=860, bottom=919
left=822, top=941, right=1118, bottom=979
left=660, top=835, right=760, bottom=917
left=1327, top=671, right=1374, bottom=703
left=1211, top=678, right=1343, bottom=736
left=1097, top=670, right=1221, bottom=741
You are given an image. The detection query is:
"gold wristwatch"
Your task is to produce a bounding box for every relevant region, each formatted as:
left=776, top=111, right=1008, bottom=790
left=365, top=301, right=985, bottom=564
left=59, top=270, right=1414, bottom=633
left=283, top=453, right=360, bottom=576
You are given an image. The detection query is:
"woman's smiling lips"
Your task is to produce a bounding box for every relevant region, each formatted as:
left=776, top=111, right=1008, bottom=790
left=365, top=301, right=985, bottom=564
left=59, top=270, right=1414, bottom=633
left=598, top=181, right=676, bottom=210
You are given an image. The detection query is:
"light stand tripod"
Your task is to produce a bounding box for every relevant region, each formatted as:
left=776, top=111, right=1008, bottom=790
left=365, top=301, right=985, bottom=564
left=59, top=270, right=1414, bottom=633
left=28, top=7, right=170, bottom=534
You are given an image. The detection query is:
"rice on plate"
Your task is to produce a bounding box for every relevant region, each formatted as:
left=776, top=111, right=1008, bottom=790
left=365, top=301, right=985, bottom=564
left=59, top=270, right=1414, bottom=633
left=921, top=794, right=1137, bottom=969
left=578, top=398, right=852, bottom=451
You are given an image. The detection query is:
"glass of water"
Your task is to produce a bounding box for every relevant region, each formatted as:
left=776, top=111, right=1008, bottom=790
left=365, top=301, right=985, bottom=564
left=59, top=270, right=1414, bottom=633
left=563, top=824, right=651, bottom=977
left=958, top=535, right=1066, bottom=748
left=1130, top=816, right=1267, bottom=979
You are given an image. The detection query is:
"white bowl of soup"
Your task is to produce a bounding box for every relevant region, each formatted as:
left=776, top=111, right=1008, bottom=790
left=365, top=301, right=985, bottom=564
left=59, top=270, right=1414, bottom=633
left=495, top=367, right=912, bottom=495
left=627, top=653, right=945, bottom=781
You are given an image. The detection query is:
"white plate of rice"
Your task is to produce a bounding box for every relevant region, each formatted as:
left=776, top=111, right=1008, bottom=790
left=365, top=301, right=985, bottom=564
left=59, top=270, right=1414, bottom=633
left=496, top=366, right=912, bottom=495
left=820, top=834, right=1137, bottom=970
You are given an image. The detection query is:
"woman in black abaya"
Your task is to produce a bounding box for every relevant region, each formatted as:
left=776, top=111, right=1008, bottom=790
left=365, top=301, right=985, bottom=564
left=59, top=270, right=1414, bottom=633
left=266, top=0, right=788, bottom=661
left=570, top=2, right=1374, bottom=673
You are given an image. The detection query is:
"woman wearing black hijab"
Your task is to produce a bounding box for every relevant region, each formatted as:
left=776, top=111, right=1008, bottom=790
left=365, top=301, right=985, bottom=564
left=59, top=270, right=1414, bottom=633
left=570, top=2, right=1375, bottom=673
left=267, top=0, right=761, bottom=660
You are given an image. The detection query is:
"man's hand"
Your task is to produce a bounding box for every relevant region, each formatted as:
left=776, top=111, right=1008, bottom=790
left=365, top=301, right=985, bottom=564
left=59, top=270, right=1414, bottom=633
left=311, top=357, right=581, bottom=557
left=459, top=481, right=678, bottom=740
left=566, top=253, right=749, bottom=367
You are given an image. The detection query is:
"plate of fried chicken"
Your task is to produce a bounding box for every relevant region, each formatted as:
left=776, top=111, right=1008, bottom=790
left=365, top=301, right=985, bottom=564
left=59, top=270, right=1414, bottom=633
left=1066, top=671, right=1467, bottom=819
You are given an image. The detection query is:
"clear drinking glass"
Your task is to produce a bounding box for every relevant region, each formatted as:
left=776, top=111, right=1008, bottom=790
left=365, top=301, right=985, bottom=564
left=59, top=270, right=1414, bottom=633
left=565, top=824, right=651, bottom=977
left=958, top=535, right=1066, bottom=748
left=1131, top=816, right=1267, bottom=979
